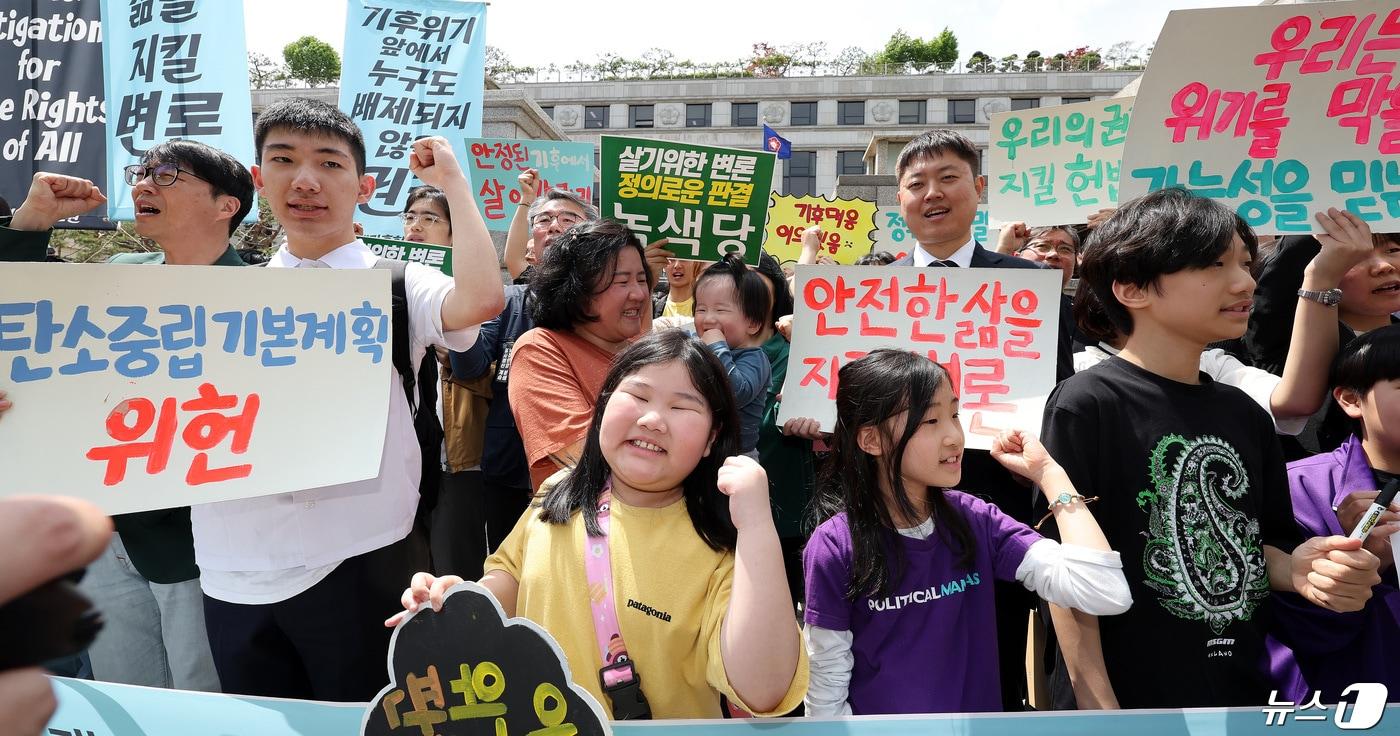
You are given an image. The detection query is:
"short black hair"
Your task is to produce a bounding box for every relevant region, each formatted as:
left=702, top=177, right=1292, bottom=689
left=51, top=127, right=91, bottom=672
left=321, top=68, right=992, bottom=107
left=142, top=139, right=255, bottom=237
left=855, top=250, right=897, bottom=266
left=896, top=129, right=980, bottom=181
left=253, top=97, right=366, bottom=175
left=529, top=219, right=651, bottom=331
left=1078, top=188, right=1257, bottom=337
left=755, top=251, right=794, bottom=320
left=1332, top=324, right=1400, bottom=395
left=695, top=253, right=772, bottom=329
left=404, top=185, right=450, bottom=231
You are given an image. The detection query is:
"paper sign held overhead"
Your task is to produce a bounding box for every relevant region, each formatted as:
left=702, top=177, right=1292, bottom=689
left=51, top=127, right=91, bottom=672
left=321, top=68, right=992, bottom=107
left=763, top=194, right=877, bottom=265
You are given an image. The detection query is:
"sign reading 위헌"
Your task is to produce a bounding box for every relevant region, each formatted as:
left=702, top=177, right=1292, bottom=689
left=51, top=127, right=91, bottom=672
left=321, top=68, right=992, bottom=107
left=465, top=137, right=594, bottom=231
left=762, top=194, right=877, bottom=265
left=0, top=264, right=391, bottom=514
left=777, top=265, right=1061, bottom=449
left=989, top=97, right=1132, bottom=225
left=341, top=0, right=487, bottom=236
left=1119, top=0, right=1400, bottom=234
left=601, top=135, right=776, bottom=265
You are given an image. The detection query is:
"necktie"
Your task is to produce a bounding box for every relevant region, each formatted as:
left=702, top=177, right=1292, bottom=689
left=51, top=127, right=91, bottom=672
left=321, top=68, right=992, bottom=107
left=927, top=259, right=958, bottom=268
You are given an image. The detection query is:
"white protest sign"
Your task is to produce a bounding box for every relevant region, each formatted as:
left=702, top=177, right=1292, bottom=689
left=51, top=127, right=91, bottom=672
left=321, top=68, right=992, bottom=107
left=1119, top=0, right=1400, bottom=234
left=989, top=98, right=1133, bottom=225
left=0, top=263, right=392, bottom=514
left=777, top=265, right=1060, bottom=449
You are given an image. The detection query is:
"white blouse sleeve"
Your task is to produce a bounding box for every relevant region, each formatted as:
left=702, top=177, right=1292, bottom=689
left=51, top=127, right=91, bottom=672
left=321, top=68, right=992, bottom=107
left=1014, top=538, right=1132, bottom=615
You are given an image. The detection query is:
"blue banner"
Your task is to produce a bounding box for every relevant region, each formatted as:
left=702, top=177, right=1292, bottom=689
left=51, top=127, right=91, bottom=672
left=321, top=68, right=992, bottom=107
left=100, top=0, right=256, bottom=222
left=464, top=137, right=594, bottom=231
left=340, top=0, right=486, bottom=237
left=46, top=677, right=1399, bottom=736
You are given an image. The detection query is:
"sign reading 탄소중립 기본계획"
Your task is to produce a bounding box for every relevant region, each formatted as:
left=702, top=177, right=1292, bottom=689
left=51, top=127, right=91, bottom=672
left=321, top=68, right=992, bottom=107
left=0, top=263, right=392, bottom=515
left=601, top=135, right=776, bottom=265
left=101, top=0, right=256, bottom=223
left=341, top=0, right=487, bottom=236
left=762, top=194, right=878, bottom=265
left=465, top=137, right=594, bottom=231
left=0, top=0, right=110, bottom=229
left=777, top=265, right=1060, bottom=450
left=988, top=97, right=1133, bottom=225
left=1118, top=0, right=1400, bottom=234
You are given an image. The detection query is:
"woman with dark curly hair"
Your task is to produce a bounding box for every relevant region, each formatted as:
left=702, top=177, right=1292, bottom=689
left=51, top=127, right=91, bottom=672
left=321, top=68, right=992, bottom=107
left=507, top=219, right=657, bottom=489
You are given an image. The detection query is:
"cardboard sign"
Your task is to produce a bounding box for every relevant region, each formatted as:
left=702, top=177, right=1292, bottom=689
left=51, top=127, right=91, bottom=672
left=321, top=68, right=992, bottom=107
left=363, top=236, right=453, bottom=275
left=989, top=98, right=1133, bottom=225
left=763, top=194, right=877, bottom=265
left=1119, top=0, right=1400, bottom=234
left=777, top=265, right=1060, bottom=449
left=366, top=582, right=609, bottom=736
left=1, top=0, right=109, bottom=228
left=101, top=0, right=256, bottom=223
left=601, top=135, right=776, bottom=265
left=341, top=0, right=486, bottom=236
left=466, top=137, right=594, bottom=231
left=0, top=263, right=391, bottom=514
left=870, top=207, right=1000, bottom=259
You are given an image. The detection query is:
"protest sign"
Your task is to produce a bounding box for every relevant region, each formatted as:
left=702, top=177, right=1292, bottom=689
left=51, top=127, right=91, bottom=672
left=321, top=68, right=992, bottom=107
left=1119, top=0, right=1400, bottom=234
left=366, top=582, right=608, bottom=736
left=870, top=207, right=1000, bottom=259
left=0, top=0, right=109, bottom=229
left=466, top=137, right=594, bottom=231
left=363, top=235, right=453, bottom=275
left=601, top=135, right=776, bottom=265
left=762, top=194, right=877, bottom=265
left=101, top=0, right=255, bottom=223
left=341, top=0, right=487, bottom=236
left=0, top=263, right=391, bottom=514
left=989, top=98, right=1132, bottom=225
left=777, top=265, right=1060, bottom=449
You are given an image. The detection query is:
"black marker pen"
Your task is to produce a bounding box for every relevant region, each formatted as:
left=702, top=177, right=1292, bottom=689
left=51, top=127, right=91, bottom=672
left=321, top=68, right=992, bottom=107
left=1348, top=478, right=1400, bottom=542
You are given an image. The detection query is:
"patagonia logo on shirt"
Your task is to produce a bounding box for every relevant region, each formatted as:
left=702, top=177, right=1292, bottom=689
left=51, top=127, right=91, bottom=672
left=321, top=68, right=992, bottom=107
left=626, top=598, right=672, bottom=623
left=867, top=573, right=982, bottom=612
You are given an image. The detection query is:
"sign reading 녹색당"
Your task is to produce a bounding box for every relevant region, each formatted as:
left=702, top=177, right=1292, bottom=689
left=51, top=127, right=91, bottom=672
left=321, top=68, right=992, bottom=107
left=101, top=0, right=256, bottom=223
left=466, top=137, right=594, bottom=231
left=777, top=265, right=1061, bottom=450
left=0, top=263, right=392, bottom=515
left=601, top=135, right=776, bottom=265
left=988, top=98, right=1133, bottom=225
left=763, top=194, right=878, bottom=265
left=0, top=0, right=109, bottom=229
left=1119, top=0, right=1400, bottom=234
left=341, top=0, right=487, bottom=236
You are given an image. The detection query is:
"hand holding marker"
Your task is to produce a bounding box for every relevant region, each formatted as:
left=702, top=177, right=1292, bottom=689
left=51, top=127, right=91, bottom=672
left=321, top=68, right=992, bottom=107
left=1348, top=478, right=1400, bottom=541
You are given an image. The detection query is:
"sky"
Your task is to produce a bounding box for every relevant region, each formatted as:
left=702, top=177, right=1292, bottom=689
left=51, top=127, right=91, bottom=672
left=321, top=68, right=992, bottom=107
left=243, top=0, right=1248, bottom=72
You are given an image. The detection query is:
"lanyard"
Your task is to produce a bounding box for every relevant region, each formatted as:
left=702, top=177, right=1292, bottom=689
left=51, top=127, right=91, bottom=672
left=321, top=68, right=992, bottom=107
left=583, top=479, right=651, bottom=719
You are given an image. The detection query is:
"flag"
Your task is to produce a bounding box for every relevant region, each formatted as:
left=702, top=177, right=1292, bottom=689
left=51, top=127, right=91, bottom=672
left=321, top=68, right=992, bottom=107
left=763, top=124, right=791, bottom=159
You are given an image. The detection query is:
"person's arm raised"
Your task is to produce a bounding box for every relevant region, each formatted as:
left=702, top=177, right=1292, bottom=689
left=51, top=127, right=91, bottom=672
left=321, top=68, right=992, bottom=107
left=504, top=168, right=541, bottom=280
left=9, top=173, right=107, bottom=232
left=409, top=136, right=506, bottom=331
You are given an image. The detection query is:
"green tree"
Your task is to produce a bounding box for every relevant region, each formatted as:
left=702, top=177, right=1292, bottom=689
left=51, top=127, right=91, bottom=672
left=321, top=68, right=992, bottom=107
left=282, top=36, right=340, bottom=86
left=745, top=43, right=792, bottom=78
left=967, top=50, right=993, bottom=73
left=873, top=28, right=959, bottom=71
left=247, top=52, right=289, bottom=89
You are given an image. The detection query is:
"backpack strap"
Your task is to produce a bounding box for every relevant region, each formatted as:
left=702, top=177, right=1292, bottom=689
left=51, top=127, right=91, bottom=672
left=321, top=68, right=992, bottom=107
left=372, top=259, right=417, bottom=411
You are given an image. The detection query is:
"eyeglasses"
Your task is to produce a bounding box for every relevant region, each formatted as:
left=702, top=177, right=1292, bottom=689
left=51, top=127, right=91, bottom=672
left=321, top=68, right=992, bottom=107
left=123, top=163, right=205, bottom=187
left=399, top=212, right=445, bottom=226
left=531, top=212, right=583, bottom=228
left=1020, top=241, right=1076, bottom=258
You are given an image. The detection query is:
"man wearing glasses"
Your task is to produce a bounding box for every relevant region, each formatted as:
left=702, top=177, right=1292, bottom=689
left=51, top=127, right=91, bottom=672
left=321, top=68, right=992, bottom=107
left=0, top=139, right=254, bottom=694
left=1013, top=225, right=1080, bottom=289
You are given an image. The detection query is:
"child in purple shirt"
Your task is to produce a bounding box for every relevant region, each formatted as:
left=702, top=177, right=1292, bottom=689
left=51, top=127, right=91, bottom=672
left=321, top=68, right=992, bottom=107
left=802, top=350, right=1132, bottom=715
left=1270, top=325, right=1400, bottom=701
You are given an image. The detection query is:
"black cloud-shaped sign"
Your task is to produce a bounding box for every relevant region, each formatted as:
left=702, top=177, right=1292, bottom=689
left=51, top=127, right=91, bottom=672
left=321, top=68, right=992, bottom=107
left=362, top=581, right=610, bottom=736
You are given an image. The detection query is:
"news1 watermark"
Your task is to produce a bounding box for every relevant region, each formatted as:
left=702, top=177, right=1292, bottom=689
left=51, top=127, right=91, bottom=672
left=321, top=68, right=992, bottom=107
left=1265, top=684, right=1388, bottom=729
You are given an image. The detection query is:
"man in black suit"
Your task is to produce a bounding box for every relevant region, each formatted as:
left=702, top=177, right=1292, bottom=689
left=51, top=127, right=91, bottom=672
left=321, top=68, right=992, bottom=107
left=891, top=129, right=1071, bottom=710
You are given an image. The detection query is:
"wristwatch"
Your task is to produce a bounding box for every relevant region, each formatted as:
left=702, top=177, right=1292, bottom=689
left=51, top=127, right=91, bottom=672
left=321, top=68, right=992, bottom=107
left=1297, top=287, right=1343, bottom=307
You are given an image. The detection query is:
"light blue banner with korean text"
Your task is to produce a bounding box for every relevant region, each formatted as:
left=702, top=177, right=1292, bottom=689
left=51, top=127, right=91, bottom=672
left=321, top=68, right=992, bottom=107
left=101, top=0, right=256, bottom=222
left=340, top=0, right=487, bottom=237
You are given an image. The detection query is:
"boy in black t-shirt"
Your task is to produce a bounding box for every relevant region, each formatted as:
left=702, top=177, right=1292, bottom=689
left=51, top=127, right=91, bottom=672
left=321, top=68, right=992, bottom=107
left=1040, top=188, right=1382, bottom=709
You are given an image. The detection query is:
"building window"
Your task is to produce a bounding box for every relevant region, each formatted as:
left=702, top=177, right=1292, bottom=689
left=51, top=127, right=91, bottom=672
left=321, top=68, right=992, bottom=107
left=732, top=102, right=758, bottom=127
left=1010, top=98, right=1041, bottom=111
left=898, top=100, right=926, bottom=125
left=584, top=105, right=609, bottom=129
left=540, top=106, right=554, bottom=119
left=790, top=101, right=817, bottom=126
left=948, top=98, right=975, bottom=124
left=783, top=151, right=816, bottom=196
left=685, top=103, right=711, bottom=128
left=837, top=101, right=865, bottom=125
left=629, top=105, right=654, bottom=128
left=1061, top=96, right=1091, bottom=105
left=838, top=150, right=866, bottom=176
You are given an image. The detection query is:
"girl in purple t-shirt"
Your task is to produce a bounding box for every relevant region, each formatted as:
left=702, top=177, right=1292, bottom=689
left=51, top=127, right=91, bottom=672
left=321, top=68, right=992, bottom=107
left=802, top=349, right=1132, bottom=715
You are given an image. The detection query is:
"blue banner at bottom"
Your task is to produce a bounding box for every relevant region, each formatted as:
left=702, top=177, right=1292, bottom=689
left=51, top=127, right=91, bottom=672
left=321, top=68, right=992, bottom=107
left=48, top=677, right=1398, bottom=735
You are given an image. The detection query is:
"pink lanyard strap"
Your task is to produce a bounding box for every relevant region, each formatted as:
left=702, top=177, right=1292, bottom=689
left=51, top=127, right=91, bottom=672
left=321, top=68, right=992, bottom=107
left=584, top=480, right=634, bottom=688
